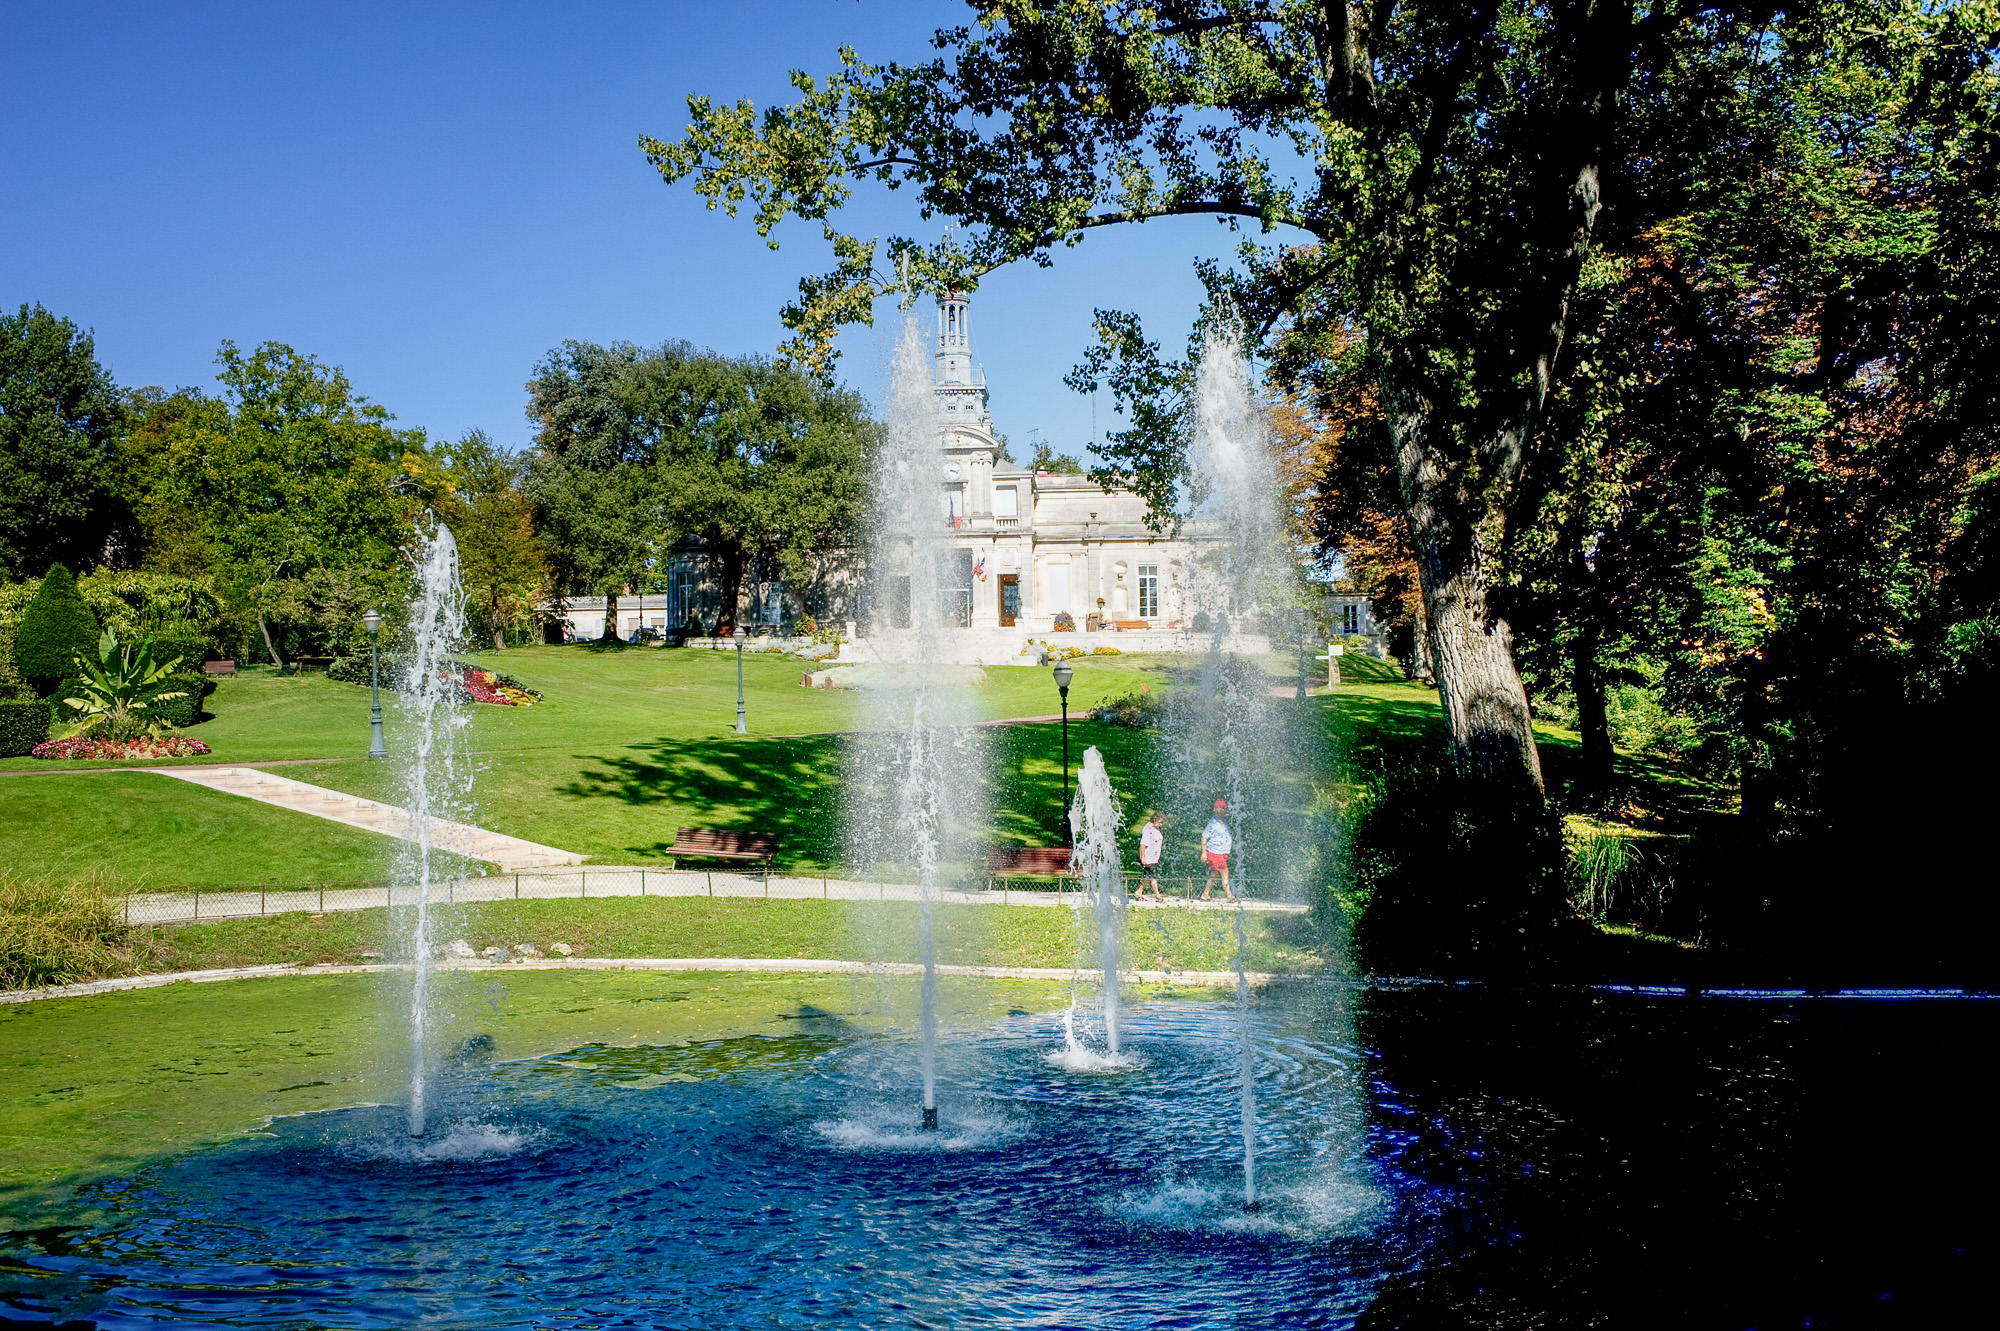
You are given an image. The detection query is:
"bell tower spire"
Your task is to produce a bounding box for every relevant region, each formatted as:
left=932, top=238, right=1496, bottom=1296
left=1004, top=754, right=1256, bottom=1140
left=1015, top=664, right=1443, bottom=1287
left=933, top=292, right=990, bottom=434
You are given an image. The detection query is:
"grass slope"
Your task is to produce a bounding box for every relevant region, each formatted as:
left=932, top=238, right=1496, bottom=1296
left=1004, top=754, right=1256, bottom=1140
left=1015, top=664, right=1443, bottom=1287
left=0, top=774, right=419, bottom=889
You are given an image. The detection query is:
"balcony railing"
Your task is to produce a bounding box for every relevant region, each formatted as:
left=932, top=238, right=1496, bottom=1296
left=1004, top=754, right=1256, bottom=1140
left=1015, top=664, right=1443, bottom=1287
left=996, top=516, right=1019, bottom=528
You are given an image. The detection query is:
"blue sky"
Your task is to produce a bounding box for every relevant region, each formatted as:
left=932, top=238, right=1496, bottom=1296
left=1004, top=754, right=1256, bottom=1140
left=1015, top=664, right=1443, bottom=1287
left=2, top=1, right=1253, bottom=458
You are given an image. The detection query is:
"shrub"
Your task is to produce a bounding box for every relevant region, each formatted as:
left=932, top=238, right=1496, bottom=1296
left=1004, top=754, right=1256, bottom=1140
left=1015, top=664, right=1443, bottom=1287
left=12, top=565, right=100, bottom=694
left=682, top=612, right=710, bottom=639
left=1099, top=689, right=1163, bottom=729
left=0, top=623, right=25, bottom=698
left=1091, top=645, right=1122, bottom=655
left=0, top=870, right=139, bottom=989
left=149, top=629, right=212, bottom=669
left=1344, top=752, right=1571, bottom=977
left=147, top=672, right=215, bottom=728
left=0, top=699, right=50, bottom=756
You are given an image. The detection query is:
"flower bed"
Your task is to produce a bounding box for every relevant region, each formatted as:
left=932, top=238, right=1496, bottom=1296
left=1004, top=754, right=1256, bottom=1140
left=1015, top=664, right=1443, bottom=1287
left=327, top=655, right=543, bottom=705
left=32, top=735, right=213, bottom=760
left=461, top=668, right=538, bottom=706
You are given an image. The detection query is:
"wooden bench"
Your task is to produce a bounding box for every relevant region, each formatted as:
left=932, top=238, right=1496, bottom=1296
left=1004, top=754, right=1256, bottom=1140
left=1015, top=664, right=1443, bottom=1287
left=670, top=828, right=779, bottom=879
left=202, top=660, right=236, bottom=676
left=1112, top=620, right=1149, bottom=632
left=985, top=845, right=1072, bottom=891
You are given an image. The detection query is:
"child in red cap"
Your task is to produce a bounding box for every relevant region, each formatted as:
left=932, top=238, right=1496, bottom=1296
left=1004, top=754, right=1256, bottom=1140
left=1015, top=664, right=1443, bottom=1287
left=1200, top=798, right=1234, bottom=901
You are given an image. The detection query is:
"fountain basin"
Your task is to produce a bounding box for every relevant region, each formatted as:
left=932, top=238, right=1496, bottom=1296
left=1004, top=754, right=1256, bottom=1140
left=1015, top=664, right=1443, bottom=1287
left=1, top=982, right=1987, bottom=1327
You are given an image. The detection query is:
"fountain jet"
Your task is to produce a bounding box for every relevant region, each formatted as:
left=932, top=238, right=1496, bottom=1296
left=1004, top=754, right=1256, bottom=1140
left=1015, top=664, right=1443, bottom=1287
left=846, top=317, right=988, bottom=1130
left=398, top=522, right=472, bottom=1139
left=1068, top=746, right=1127, bottom=1055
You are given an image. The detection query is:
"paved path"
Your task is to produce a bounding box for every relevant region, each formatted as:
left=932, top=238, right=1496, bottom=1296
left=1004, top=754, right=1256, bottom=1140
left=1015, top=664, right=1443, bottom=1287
left=0, top=956, right=1312, bottom=1005
left=119, top=863, right=1312, bottom=925
left=145, top=767, right=583, bottom=872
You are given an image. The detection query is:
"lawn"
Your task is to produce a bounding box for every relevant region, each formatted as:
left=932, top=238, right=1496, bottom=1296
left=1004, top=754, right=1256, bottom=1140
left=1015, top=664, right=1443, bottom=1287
left=0, top=773, right=417, bottom=889
left=0, top=966, right=1135, bottom=1223
left=134, top=895, right=1328, bottom=977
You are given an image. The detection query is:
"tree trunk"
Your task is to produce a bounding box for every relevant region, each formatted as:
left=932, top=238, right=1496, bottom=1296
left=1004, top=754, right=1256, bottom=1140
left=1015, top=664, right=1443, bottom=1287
left=1390, top=383, right=1545, bottom=793
left=257, top=610, right=285, bottom=670
left=600, top=588, right=621, bottom=642
left=1407, top=596, right=1436, bottom=685
left=716, top=544, right=746, bottom=636
left=1573, top=625, right=1614, bottom=803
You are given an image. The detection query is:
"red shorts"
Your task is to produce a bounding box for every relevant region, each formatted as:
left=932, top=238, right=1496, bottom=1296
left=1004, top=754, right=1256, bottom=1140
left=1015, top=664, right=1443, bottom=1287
left=1204, top=850, right=1229, bottom=872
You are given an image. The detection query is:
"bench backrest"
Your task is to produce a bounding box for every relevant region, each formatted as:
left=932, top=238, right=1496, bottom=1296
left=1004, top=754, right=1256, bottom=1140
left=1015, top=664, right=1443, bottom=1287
left=673, top=828, right=778, bottom=858
left=985, top=846, right=1072, bottom=874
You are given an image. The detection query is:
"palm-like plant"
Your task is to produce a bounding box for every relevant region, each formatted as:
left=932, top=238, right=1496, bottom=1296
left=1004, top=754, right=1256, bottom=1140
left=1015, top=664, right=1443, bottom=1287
left=57, top=631, right=189, bottom=741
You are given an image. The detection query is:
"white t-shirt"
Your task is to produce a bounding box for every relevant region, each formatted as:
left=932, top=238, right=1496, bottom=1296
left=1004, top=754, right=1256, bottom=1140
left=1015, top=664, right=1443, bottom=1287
left=1139, top=823, right=1163, bottom=866
left=1202, top=817, right=1232, bottom=856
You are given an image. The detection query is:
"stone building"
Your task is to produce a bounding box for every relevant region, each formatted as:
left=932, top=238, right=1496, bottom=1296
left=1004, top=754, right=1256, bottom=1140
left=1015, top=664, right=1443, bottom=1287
left=547, top=294, right=1250, bottom=657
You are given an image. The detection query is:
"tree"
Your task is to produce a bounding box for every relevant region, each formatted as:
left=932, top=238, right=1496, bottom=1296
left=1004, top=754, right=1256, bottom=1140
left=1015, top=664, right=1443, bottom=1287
left=525, top=339, right=872, bottom=635
left=125, top=343, right=432, bottom=665
left=12, top=563, right=100, bottom=696
left=523, top=341, right=665, bottom=640
left=636, top=347, right=872, bottom=626
left=0, top=304, right=127, bottom=582
left=647, top=0, right=1672, bottom=793
left=444, top=429, right=550, bottom=649
left=1027, top=440, right=1084, bottom=474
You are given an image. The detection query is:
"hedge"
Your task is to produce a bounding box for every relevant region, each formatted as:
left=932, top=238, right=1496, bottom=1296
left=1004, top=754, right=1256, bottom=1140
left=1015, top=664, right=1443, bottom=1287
left=145, top=672, right=216, bottom=729
left=0, top=699, right=51, bottom=757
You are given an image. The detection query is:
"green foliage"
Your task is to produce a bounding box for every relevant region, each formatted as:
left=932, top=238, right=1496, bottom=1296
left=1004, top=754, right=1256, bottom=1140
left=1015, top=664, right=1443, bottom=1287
left=12, top=564, right=100, bottom=693
left=119, top=343, right=432, bottom=663
left=1027, top=441, right=1084, bottom=474
left=0, top=699, right=51, bottom=756
left=56, top=630, right=192, bottom=740
left=443, top=429, right=550, bottom=649
left=0, top=304, right=127, bottom=582
left=523, top=339, right=873, bottom=625
left=0, top=869, right=136, bottom=989
left=147, top=672, right=215, bottom=729
left=75, top=571, right=224, bottom=648
left=1344, top=753, right=1571, bottom=977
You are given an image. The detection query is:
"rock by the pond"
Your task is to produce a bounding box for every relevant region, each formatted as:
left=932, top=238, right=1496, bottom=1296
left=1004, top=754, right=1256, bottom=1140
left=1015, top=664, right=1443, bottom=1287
left=444, top=939, right=476, bottom=959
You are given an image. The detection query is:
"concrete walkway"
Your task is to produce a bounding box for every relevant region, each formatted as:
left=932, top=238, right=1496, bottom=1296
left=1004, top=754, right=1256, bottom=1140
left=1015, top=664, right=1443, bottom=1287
left=146, top=767, right=583, bottom=872
left=120, top=863, right=1313, bottom=926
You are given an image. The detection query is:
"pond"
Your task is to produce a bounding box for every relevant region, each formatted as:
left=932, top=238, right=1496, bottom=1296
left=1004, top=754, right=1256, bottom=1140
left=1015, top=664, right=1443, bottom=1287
left=1, top=984, right=1988, bottom=1328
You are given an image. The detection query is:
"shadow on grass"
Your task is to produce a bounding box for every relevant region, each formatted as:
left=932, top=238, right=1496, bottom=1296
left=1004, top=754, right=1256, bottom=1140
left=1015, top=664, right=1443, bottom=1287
left=557, top=735, right=846, bottom=868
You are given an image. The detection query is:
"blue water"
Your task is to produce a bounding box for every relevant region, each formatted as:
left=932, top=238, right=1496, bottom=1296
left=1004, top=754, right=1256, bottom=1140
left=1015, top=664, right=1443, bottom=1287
left=2, top=986, right=1991, bottom=1327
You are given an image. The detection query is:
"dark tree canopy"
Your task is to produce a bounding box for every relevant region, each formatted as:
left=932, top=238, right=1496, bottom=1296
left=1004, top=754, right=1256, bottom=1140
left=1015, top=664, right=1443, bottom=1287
left=0, top=304, right=127, bottom=582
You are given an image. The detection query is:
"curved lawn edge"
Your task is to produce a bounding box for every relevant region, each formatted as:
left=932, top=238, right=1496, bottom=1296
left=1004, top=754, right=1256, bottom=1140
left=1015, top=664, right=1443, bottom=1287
left=2, top=956, right=1300, bottom=1004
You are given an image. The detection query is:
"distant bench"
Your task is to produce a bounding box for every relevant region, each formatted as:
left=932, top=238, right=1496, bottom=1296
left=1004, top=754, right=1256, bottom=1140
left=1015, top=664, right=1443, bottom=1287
left=1111, top=620, right=1150, bottom=632
left=670, top=828, right=779, bottom=879
left=985, top=845, right=1072, bottom=891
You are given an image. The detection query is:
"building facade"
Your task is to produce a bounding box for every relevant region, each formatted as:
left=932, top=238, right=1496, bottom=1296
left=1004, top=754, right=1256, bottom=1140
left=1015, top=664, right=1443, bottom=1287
left=547, top=295, right=1220, bottom=652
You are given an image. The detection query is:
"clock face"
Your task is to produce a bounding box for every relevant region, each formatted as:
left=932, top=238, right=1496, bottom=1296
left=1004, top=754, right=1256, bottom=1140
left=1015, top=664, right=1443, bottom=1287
left=945, top=463, right=961, bottom=480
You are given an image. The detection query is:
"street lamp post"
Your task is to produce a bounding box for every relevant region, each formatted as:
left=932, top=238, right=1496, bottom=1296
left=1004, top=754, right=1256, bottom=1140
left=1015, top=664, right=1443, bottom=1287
left=733, top=625, right=748, bottom=734
left=1295, top=606, right=1308, bottom=700
left=1052, top=661, right=1073, bottom=843
left=364, top=609, right=388, bottom=760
